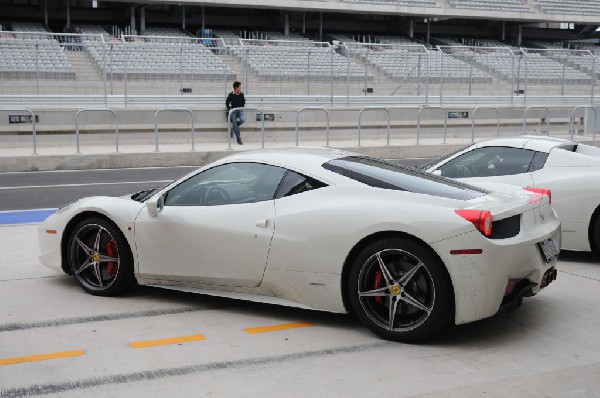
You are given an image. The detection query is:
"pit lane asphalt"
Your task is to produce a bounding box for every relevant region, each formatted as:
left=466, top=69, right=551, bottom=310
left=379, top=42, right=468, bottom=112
left=0, top=224, right=599, bottom=397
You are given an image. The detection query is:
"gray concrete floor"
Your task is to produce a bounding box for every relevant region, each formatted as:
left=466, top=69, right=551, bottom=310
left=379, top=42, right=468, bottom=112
left=0, top=224, right=599, bottom=397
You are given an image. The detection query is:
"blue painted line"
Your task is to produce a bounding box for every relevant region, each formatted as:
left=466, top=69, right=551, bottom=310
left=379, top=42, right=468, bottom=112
left=0, top=209, right=57, bottom=225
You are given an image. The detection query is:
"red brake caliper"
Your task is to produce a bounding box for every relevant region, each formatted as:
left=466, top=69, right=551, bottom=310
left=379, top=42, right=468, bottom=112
left=374, top=271, right=383, bottom=304
left=106, top=240, right=118, bottom=277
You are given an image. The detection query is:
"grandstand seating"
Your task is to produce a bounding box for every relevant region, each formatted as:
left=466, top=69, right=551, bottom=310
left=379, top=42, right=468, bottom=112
left=232, top=39, right=365, bottom=81
left=536, top=0, right=600, bottom=15
left=86, top=40, right=235, bottom=80
left=0, top=24, right=75, bottom=79
left=446, top=0, right=531, bottom=12
left=340, top=0, right=439, bottom=7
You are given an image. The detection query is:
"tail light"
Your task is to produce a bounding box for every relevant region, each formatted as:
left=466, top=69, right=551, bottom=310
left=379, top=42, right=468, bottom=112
left=455, top=209, right=493, bottom=236
left=524, top=187, right=552, bottom=204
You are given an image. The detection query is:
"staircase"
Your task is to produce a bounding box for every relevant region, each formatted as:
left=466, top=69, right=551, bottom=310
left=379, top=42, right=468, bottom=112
left=62, top=50, right=104, bottom=95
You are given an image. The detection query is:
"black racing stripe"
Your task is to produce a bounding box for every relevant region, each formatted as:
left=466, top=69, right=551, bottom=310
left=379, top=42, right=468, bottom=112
left=0, top=307, right=205, bottom=332
left=0, top=342, right=390, bottom=397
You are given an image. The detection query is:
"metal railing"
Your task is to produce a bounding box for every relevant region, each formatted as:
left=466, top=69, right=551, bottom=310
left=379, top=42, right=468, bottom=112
left=75, top=108, right=119, bottom=153
left=154, top=108, right=195, bottom=152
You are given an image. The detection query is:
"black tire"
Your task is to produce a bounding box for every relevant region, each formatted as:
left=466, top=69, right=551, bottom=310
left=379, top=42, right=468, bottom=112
left=348, top=238, right=453, bottom=342
left=67, top=217, right=136, bottom=296
left=592, top=215, right=600, bottom=257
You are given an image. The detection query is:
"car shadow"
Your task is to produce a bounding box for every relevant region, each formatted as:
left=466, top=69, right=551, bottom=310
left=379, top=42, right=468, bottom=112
left=559, top=250, right=600, bottom=264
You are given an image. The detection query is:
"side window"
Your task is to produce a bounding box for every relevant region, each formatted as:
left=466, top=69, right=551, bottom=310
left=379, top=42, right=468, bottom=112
left=438, top=147, right=536, bottom=178
left=164, top=162, right=286, bottom=206
left=528, top=151, right=549, bottom=172
left=275, top=171, right=327, bottom=199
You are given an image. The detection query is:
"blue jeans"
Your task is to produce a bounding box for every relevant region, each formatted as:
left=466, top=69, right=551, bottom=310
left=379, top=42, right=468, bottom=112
left=229, top=110, right=245, bottom=140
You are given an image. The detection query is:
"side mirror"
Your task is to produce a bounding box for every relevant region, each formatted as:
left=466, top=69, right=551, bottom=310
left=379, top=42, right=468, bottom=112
left=146, top=194, right=165, bottom=217
left=432, top=169, right=442, bottom=176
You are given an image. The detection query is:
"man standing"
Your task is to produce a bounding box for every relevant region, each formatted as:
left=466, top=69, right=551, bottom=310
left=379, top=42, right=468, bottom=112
left=226, top=81, right=246, bottom=145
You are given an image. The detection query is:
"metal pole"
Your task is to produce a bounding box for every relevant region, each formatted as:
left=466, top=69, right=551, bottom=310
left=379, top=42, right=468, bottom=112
left=346, top=47, right=350, bottom=106
left=330, top=47, right=334, bottom=105
left=307, top=51, right=311, bottom=95
left=591, top=56, right=596, bottom=104
left=103, top=41, right=108, bottom=107
left=179, top=43, right=183, bottom=94
left=468, top=59, right=472, bottom=96
left=440, top=52, right=444, bottom=106
left=109, top=43, right=114, bottom=96
left=35, top=43, right=39, bottom=95
left=561, top=56, right=566, bottom=96
left=124, top=41, right=128, bottom=106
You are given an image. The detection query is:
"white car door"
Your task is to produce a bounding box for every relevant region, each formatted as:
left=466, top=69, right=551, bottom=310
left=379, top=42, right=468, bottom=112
left=134, top=162, right=286, bottom=288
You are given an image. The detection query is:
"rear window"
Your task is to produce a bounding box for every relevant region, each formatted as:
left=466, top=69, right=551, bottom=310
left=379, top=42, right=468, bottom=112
left=322, top=156, right=487, bottom=200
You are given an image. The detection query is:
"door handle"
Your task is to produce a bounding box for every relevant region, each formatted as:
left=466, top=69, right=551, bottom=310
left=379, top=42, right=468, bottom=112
left=255, top=219, right=269, bottom=228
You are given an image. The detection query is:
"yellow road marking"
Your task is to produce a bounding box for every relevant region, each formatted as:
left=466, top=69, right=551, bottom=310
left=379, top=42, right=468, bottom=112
left=244, top=322, right=315, bottom=334
left=0, top=350, right=85, bottom=366
left=129, top=334, right=206, bottom=349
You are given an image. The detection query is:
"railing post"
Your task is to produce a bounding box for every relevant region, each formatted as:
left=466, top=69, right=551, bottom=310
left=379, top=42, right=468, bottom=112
left=522, top=106, right=551, bottom=136
left=471, top=107, right=500, bottom=143
left=1, top=109, right=38, bottom=155
left=358, top=107, right=390, bottom=147
left=295, top=107, right=330, bottom=147
left=416, top=106, right=448, bottom=144
left=75, top=108, right=119, bottom=154
left=227, top=107, right=263, bottom=150
left=154, top=108, right=196, bottom=152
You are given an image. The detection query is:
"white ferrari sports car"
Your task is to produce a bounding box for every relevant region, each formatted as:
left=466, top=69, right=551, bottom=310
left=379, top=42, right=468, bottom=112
left=421, top=136, right=600, bottom=254
left=39, top=147, right=560, bottom=342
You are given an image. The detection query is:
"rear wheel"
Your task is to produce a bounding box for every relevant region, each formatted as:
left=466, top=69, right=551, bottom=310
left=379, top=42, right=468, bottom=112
left=592, top=215, right=600, bottom=257
left=67, top=217, right=135, bottom=296
left=348, top=238, right=453, bottom=342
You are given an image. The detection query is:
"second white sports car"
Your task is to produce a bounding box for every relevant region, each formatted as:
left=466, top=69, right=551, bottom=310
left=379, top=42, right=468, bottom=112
left=421, top=136, right=600, bottom=253
left=39, top=148, right=560, bottom=342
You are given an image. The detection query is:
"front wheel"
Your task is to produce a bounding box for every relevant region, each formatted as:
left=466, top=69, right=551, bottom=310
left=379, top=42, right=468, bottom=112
left=67, top=217, right=136, bottom=296
left=348, top=238, right=453, bottom=342
left=592, top=215, right=600, bottom=257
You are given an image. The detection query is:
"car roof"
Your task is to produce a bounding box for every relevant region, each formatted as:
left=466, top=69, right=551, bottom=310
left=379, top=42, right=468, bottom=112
left=475, top=135, right=576, bottom=153
left=222, top=147, right=357, bottom=164
left=213, top=147, right=361, bottom=178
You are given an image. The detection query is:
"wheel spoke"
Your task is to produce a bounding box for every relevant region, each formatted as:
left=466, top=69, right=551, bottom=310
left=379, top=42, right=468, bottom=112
left=388, top=296, right=399, bottom=331
left=359, top=286, right=389, bottom=297
left=75, top=237, right=93, bottom=254
left=93, top=262, right=104, bottom=288
left=376, top=252, right=395, bottom=284
left=398, top=262, right=423, bottom=286
left=93, top=227, right=103, bottom=252
left=74, top=258, right=93, bottom=275
left=399, top=292, right=432, bottom=314
left=98, top=254, right=119, bottom=263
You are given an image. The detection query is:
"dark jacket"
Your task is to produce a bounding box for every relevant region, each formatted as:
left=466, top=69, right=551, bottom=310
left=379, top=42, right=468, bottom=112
left=226, top=91, right=245, bottom=110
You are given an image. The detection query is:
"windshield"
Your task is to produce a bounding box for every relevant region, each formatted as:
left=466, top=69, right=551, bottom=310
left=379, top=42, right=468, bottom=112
left=323, top=156, right=487, bottom=201
left=417, top=145, right=470, bottom=171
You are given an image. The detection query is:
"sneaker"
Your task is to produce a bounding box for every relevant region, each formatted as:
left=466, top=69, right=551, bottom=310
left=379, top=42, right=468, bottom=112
left=237, top=138, right=243, bottom=145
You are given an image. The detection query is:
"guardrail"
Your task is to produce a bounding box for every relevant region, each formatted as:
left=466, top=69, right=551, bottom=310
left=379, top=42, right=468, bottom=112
left=296, top=107, right=330, bottom=147
left=522, top=106, right=551, bottom=136
left=0, top=108, right=37, bottom=155
left=154, top=108, right=195, bottom=152
left=471, top=107, right=500, bottom=143
left=358, top=107, right=390, bottom=146
left=75, top=108, right=119, bottom=154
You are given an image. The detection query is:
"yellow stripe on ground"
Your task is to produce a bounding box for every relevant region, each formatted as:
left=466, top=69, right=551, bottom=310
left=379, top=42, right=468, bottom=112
left=129, top=334, right=206, bottom=349
left=0, top=349, right=85, bottom=366
left=244, top=322, right=315, bottom=334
